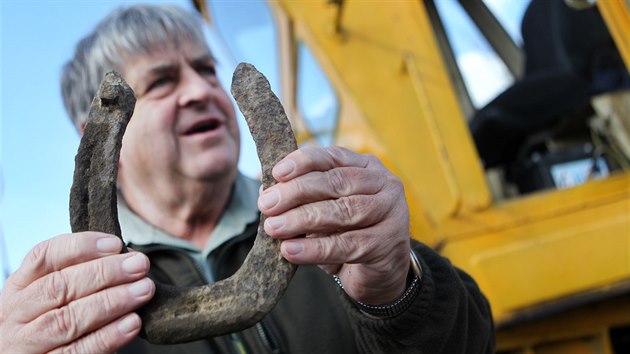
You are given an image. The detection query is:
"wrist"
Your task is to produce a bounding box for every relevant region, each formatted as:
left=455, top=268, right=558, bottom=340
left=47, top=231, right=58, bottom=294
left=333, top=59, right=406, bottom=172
left=333, top=250, right=423, bottom=318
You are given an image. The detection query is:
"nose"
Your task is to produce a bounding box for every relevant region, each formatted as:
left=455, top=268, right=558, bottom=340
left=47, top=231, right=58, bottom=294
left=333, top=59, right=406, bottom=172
left=177, top=65, right=218, bottom=109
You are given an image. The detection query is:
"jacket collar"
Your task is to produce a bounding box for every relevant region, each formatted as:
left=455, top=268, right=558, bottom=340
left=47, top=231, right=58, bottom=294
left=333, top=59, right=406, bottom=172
left=117, top=172, right=261, bottom=258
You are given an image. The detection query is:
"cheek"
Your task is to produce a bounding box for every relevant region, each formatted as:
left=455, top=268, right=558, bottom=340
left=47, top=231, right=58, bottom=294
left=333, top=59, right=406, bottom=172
left=215, top=88, right=236, bottom=118
left=121, top=118, right=143, bottom=154
left=119, top=125, right=140, bottom=167
left=217, top=95, right=240, bottom=140
left=129, top=102, right=176, bottom=137
left=120, top=106, right=169, bottom=162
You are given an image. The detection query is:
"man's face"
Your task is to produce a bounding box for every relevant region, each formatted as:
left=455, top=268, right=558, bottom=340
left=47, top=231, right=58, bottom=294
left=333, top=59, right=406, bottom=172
left=119, top=41, right=240, bottom=189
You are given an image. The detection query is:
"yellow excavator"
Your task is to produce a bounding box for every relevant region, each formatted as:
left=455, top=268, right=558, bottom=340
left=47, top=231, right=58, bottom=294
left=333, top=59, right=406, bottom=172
left=194, top=1, right=630, bottom=352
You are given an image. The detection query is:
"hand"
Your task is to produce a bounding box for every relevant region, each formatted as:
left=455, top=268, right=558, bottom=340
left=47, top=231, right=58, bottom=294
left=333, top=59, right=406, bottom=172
left=258, top=146, right=411, bottom=305
left=0, top=232, right=155, bottom=353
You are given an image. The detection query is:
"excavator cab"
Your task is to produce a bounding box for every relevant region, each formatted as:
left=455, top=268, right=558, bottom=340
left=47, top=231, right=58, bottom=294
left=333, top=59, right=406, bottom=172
left=470, top=0, right=629, bottom=194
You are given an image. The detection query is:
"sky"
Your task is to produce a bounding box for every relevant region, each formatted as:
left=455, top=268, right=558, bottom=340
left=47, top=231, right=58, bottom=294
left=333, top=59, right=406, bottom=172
left=0, top=0, right=530, bottom=289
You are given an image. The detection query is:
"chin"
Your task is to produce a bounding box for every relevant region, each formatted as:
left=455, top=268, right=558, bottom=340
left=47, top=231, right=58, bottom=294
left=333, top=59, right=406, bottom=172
left=192, top=159, right=239, bottom=182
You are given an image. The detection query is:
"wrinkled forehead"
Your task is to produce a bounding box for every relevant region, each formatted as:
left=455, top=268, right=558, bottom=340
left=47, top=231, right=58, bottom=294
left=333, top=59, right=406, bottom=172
left=121, top=41, right=216, bottom=89
left=121, top=37, right=214, bottom=68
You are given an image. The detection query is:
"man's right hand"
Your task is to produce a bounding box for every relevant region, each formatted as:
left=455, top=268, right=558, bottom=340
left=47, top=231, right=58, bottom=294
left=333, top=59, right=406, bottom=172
left=0, top=232, right=155, bottom=353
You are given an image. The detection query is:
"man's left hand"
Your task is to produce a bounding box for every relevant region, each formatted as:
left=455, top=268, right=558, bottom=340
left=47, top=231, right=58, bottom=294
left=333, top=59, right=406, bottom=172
left=258, top=146, right=411, bottom=305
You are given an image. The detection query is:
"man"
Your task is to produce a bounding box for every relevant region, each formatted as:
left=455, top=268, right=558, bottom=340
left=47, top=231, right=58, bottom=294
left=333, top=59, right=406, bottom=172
left=0, top=4, right=494, bottom=353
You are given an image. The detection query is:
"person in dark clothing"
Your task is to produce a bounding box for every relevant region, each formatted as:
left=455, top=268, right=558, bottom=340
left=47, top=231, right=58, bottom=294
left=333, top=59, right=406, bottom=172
left=0, top=4, right=494, bottom=353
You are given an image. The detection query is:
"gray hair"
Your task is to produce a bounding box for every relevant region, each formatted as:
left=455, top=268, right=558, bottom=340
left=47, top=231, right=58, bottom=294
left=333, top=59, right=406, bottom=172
left=61, top=4, right=209, bottom=130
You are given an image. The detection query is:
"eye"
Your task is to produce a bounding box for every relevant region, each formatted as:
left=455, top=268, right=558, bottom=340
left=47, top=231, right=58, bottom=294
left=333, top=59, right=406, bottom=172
left=197, top=64, right=216, bottom=77
left=146, top=75, right=174, bottom=93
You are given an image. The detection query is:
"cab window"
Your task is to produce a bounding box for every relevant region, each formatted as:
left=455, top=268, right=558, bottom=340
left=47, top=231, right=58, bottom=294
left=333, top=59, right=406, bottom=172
left=434, top=0, right=529, bottom=108
left=483, top=0, right=530, bottom=46
left=296, top=42, right=339, bottom=146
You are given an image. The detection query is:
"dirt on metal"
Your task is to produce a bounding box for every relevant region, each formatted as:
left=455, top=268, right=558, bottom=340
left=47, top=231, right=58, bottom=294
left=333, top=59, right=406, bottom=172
left=69, top=64, right=297, bottom=344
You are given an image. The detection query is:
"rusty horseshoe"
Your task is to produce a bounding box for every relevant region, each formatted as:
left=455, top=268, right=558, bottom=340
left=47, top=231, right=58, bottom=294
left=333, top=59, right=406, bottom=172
left=70, top=63, right=298, bottom=344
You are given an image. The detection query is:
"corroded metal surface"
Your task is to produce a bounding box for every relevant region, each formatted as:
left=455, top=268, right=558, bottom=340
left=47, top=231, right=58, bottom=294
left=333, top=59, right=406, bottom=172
left=139, top=63, right=298, bottom=343
left=70, top=65, right=298, bottom=344
left=69, top=71, right=135, bottom=250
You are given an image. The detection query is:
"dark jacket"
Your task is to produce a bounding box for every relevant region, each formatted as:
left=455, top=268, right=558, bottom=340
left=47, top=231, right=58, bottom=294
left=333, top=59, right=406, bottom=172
left=121, top=217, right=495, bottom=354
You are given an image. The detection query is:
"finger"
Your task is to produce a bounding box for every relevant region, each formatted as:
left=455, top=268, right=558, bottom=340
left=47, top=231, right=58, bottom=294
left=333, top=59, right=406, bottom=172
left=264, top=193, right=394, bottom=239
left=49, top=312, right=141, bottom=354
left=280, top=229, right=377, bottom=265
left=319, top=264, right=341, bottom=276
left=6, top=232, right=123, bottom=293
left=282, top=232, right=410, bottom=303
left=259, top=167, right=387, bottom=215
left=15, top=252, right=149, bottom=322
left=272, top=146, right=381, bottom=181
left=280, top=226, right=409, bottom=273
left=25, top=277, right=154, bottom=351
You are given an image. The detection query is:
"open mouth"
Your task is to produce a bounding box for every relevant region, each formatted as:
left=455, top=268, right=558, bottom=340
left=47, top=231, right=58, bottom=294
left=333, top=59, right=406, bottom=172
left=183, top=119, right=221, bottom=135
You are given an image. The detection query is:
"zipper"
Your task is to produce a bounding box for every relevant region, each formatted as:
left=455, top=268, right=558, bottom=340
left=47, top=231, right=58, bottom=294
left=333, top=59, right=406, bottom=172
left=255, top=322, right=281, bottom=354
left=256, top=323, right=271, bottom=350
left=135, top=245, right=208, bottom=284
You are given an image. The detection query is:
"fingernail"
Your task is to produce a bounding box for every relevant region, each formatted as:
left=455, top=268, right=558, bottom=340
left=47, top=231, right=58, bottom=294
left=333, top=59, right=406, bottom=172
left=122, top=253, right=147, bottom=274
left=283, top=242, right=303, bottom=255
left=96, top=237, right=122, bottom=254
left=274, top=160, right=294, bottom=178
left=118, top=314, right=140, bottom=335
left=265, top=216, right=285, bottom=231
left=128, top=278, right=153, bottom=297
left=260, top=190, right=279, bottom=210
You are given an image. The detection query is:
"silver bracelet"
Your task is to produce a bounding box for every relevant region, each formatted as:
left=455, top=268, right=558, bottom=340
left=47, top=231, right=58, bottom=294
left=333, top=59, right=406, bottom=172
left=333, top=250, right=423, bottom=318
